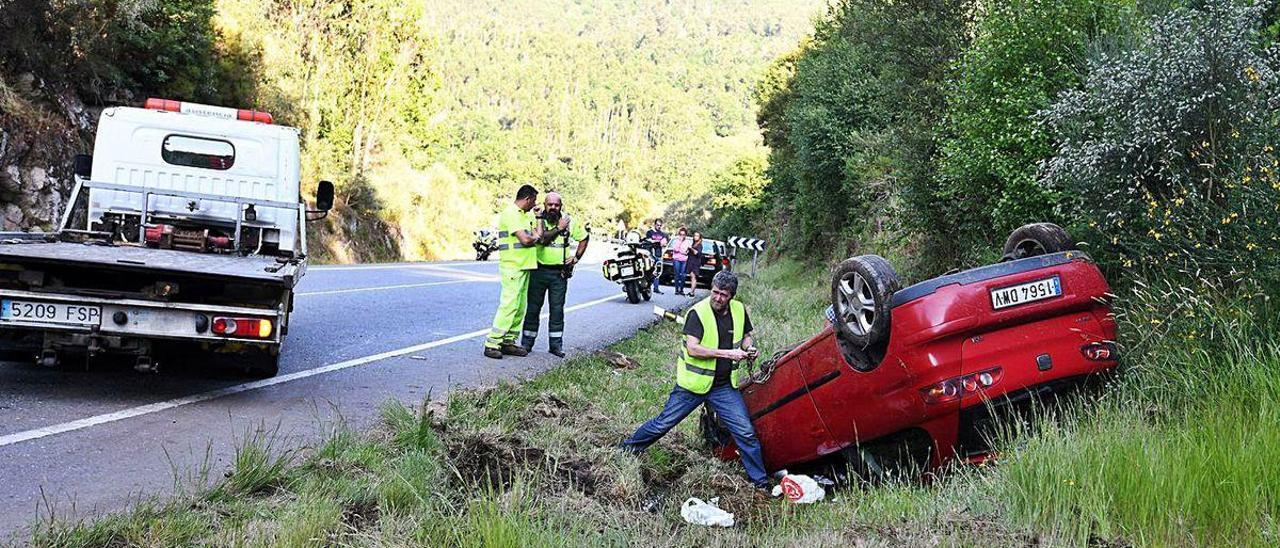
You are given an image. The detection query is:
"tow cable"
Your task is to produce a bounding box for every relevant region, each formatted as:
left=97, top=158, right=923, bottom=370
left=744, top=344, right=799, bottom=385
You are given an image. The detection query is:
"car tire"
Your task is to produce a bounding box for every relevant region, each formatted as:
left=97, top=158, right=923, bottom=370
left=831, top=255, right=901, bottom=349
left=624, top=281, right=641, bottom=304
left=1001, top=223, right=1074, bottom=260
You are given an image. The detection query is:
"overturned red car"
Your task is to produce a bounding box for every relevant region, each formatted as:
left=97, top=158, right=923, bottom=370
left=705, top=223, right=1119, bottom=480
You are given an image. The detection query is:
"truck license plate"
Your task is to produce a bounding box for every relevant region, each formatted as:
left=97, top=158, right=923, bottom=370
left=0, top=299, right=102, bottom=326
left=990, top=276, right=1062, bottom=310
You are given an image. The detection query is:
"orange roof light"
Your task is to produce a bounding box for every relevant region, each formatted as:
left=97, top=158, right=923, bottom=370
left=144, top=98, right=274, bottom=124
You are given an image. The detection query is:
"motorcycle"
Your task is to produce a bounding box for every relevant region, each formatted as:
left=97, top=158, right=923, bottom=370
left=601, top=231, right=660, bottom=304
left=473, top=229, right=498, bottom=261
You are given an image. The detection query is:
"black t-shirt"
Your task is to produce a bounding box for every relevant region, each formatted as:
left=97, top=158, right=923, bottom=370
left=684, top=306, right=753, bottom=387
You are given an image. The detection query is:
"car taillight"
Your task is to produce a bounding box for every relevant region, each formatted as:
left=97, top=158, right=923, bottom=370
left=921, top=367, right=1003, bottom=404
left=1081, top=342, right=1118, bottom=361
left=211, top=316, right=273, bottom=338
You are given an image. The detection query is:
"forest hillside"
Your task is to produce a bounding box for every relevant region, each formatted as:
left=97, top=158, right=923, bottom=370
left=0, top=0, right=824, bottom=261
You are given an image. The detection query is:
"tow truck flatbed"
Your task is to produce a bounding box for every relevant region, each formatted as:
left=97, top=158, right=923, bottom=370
left=0, top=237, right=300, bottom=286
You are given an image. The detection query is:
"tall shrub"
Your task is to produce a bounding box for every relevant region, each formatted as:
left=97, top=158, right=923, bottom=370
left=922, top=0, right=1133, bottom=267
left=1041, top=0, right=1280, bottom=288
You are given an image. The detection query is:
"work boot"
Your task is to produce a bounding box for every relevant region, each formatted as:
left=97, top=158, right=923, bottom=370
left=483, top=347, right=503, bottom=360
left=500, top=343, right=529, bottom=357
left=521, top=336, right=536, bottom=352
left=549, top=338, right=565, bottom=357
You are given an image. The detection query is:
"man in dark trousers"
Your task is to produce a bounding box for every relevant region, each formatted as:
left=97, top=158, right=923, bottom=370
left=619, top=270, right=769, bottom=490
left=644, top=219, right=668, bottom=294
left=521, top=191, right=587, bottom=357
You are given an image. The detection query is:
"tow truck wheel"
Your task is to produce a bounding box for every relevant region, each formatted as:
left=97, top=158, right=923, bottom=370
left=624, top=281, right=641, bottom=304
left=831, top=255, right=901, bottom=348
left=1002, top=222, right=1074, bottom=260
left=241, top=349, right=280, bottom=378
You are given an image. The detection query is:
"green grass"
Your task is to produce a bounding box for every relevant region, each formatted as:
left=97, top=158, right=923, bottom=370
left=28, top=260, right=1280, bottom=546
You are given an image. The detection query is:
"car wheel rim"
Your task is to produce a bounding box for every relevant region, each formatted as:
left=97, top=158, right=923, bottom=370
left=839, top=272, right=877, bottom=336
left=1013, top=239, right=1047, bottom=259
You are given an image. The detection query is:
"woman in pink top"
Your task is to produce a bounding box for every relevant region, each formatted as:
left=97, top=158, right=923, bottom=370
left=669, top=227, right=693, bottom=295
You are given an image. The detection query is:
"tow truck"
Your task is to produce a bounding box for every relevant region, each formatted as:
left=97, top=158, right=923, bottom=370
left=0, top=99, right=333, bottom=377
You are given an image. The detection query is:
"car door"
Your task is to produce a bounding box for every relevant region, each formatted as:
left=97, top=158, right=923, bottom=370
left=802, top=330, right=925, bottom=455
left=740, top=339, right=833, bottom=470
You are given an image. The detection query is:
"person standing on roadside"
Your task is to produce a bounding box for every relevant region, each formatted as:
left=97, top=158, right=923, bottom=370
left=620, top=271, right=769, bottom=491
left=645, top=219, right=668, bottom=294
left=521, top=192, right=588, bottom=357
left=669, top=227, right=693, bottom=296
left=686, top=231, right=705, bottom=298
left=484, top=184, right=543, bottom=360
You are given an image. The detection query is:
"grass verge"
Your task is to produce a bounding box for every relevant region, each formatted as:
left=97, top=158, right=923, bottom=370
left=29, top=260, right=1280, bottom=547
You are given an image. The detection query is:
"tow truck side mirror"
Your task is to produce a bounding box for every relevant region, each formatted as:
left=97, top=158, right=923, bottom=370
left=315, top=181, right=334, bottom=212
left=74, top=154, right=93, bottom=179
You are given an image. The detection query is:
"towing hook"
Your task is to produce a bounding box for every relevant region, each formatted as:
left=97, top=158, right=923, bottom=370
left=134, top=355, right=158, bottom=374
left=87, top=337, right=103, bottom=356
left=37, top=350, right=59, bottom=368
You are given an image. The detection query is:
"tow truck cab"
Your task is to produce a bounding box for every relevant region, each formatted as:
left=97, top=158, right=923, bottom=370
left=86, top=99, right=303, bottom=256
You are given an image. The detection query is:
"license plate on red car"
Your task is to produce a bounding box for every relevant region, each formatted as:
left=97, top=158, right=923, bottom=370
left=990, top=276, right=1062, bottom=310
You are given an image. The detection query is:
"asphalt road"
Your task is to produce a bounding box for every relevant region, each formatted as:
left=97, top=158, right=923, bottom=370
left=0, top=256, right=688, bottom=538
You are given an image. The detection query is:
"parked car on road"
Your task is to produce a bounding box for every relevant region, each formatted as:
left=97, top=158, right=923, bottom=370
left=658, top=238, right=730, bottom=286
left=703, top=223, right=1119, bottom=482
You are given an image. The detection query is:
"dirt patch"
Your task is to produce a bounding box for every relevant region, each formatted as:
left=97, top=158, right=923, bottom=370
left=443, top=427, right=608, bottom=496
left=602, top=351, right=640, bottom=370
left=556, top=456, right=602, bottom=495
left=340, top=499, right=380, bottom=532
left=446, top=428, right=548, bottom=489
left=528, top=392, right=570, bottom=419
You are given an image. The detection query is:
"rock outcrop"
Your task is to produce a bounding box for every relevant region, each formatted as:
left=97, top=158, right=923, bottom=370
left=0, top=73, right=93, bottom=231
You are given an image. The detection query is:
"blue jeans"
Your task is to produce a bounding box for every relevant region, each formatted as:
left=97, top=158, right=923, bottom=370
left=672, top=260, right=688, bottom=293
left=621, top=385, right=769, bottom=487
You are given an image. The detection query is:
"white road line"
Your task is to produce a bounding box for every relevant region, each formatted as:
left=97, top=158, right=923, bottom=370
left=296, top=279, right=492, bottom=297
left=0, top=293, right=625, bottom=448
left=310, top=261, right=494, bottom=271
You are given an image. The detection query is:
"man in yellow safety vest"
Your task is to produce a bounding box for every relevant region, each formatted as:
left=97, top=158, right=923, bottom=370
left=520, top=192, right=589, bottom=357
left=619, top=270, right=769, bottom=490
left=484, top=184, right=552, bottom=359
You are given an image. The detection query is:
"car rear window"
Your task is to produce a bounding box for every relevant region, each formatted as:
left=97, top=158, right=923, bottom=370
left=161, top=135, right=235, bottom=170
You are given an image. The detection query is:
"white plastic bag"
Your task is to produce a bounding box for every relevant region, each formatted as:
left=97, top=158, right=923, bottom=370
left=771, top=474, right=826, bottom=504
left=680, top=497, right=735, bottom=527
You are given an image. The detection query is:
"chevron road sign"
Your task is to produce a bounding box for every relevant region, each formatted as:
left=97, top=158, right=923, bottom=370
left=726, top=236, right=766, bottom=251
left=726, top=236, right=767, bottom=276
